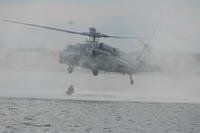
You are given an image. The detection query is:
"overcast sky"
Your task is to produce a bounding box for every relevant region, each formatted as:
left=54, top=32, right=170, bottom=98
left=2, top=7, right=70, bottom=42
left=0, top=0, right=200, bottom=53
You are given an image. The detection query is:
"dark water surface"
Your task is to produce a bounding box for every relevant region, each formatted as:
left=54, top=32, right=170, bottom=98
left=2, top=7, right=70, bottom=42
left=0, top=97, right=200, bottom=133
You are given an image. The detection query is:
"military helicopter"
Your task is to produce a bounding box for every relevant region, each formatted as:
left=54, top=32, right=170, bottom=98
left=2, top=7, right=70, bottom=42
left=4, top=19, right=150, bottom=85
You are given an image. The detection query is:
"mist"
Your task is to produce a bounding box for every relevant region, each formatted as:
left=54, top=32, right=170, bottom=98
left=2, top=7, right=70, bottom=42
left=0, top=42, right=199, bottom=103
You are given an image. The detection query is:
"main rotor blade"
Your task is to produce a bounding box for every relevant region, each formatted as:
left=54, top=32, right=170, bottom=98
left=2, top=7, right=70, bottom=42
left=102, top=35, right=150, bottom=39
left=105, top=35, right=185, bottom=40
left=4, top=19, right=184, bottom=40
left=4, top=19, right=89, bottom=36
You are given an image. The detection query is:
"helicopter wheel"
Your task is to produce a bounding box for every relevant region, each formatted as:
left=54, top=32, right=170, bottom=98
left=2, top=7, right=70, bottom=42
left=130, top=79, right=134, bottom=85
left=67, top=66, right=74, bottom=74
left=129, top=74, right=134, bottom=85
left=92, top=68, right=99, bottom=76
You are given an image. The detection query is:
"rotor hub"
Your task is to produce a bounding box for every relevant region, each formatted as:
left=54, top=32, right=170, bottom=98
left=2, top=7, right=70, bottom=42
left=89, top=27, right=96, bottom=34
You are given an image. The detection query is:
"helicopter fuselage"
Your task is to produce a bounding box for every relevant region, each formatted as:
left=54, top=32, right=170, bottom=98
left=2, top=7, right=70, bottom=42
left=59, top=41, right=136, bottom=75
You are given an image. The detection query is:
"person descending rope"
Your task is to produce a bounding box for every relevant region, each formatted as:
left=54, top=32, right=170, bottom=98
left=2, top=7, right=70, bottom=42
left=66, top=85, right=74, bottom=95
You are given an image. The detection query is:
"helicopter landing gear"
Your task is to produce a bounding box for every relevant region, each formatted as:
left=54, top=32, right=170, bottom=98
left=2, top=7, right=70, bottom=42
left=129, top=74, right=134, bottom=85
left=91, top=68, right=99, bottom=76
left=67, top=66, right=74, bottom=74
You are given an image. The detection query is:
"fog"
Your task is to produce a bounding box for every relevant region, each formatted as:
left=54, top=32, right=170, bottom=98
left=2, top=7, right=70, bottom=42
left=0, top=44, right=199, bottom=103
left=0, top=0, right=200, bottom=103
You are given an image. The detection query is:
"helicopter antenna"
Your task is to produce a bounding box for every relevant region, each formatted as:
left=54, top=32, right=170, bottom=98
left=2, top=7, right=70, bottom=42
left=67, top=20, right=75, bottom=44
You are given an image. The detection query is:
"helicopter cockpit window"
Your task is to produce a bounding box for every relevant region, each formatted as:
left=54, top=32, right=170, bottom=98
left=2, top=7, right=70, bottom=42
left=98, top=43, right=104, bottom=49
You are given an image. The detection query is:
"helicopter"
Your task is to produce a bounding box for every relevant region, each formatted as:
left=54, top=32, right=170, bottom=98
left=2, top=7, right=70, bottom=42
left=4, top=19, right=150, bottom=85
